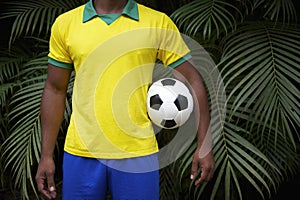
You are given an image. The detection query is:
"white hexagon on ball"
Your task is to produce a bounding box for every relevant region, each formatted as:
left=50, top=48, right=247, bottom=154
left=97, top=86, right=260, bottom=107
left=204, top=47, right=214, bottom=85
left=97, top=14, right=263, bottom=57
left=147, top=78, right=194, bottom=129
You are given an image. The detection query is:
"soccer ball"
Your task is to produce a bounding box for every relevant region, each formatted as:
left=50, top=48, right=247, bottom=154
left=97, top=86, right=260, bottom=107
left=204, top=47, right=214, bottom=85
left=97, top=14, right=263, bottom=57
left=147, top=78, right=194, bottom=129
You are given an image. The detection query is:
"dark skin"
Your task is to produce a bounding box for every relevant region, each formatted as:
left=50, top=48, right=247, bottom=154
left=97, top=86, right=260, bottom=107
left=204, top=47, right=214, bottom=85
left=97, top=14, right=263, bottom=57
left=35, top=1, right=214, bottom=199
left=174, top=61, right=215, bottom=185
left=35, top=65, right=71, bottom=199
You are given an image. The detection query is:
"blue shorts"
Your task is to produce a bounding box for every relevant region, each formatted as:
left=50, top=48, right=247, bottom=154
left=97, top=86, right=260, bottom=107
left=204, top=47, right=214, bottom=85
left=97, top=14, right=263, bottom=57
left=62, top=152, right=159, bottom=200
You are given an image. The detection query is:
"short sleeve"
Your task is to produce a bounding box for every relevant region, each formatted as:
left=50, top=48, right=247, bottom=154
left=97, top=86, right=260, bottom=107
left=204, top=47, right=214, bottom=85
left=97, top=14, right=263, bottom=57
left=48, top=17, right=73, bottom=69
left=156, top=14, right=191, bottom=68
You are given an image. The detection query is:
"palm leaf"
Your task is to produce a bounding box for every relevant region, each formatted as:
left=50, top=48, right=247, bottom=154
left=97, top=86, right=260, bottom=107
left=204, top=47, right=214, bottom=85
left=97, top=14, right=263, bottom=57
left=2, top=75, right=45, bottom=199
left=215, top=21, right=300, bottom=199
left=0, top=82, right=18, bottom=106
left=173, top=118, right=279, bottom=200
left=172, top=21, right=299, bottom=200
left=235, top=0, right=264, bottom=16
left=171, top=0, right=243, bottom=39
left=263, top=0, right=297, bottom=24
left=220, top=22, right=300, bottom=149
left=0, top=57, right=20, bottom=82
left=0, top=42, right=32, bottom=84
left=160, top=166, right=181, bottom=200
left=0, top=0, right=87, bottom=45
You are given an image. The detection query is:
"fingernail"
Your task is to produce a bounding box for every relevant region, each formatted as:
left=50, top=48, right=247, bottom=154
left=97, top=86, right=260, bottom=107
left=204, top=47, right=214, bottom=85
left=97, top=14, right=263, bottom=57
left=190, top=175, right=194, bottom=180
left=49, top=186, right=55, bottom=192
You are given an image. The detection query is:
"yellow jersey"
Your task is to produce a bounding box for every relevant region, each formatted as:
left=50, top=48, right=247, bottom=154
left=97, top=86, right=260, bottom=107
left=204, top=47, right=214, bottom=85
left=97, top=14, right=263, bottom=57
left=48, top=0, right=191, bottom=158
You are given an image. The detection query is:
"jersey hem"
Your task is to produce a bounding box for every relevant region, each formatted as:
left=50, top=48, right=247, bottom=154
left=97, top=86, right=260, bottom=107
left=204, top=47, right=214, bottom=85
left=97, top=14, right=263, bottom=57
left=64, top=147, right=159, bottom=159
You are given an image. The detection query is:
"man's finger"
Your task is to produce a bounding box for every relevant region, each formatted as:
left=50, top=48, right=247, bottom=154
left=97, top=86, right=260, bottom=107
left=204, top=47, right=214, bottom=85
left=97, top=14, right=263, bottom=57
left=47, top=174, right=57, bottom=199
left=36, top=176, right=45, bottom=193
left=195, top=168, right=206, bottom=186
left=190, top=159, right=199, bottom=180
left=36, top=176, right=53, bottom=199
left=195, top=165, right=215, bottom=186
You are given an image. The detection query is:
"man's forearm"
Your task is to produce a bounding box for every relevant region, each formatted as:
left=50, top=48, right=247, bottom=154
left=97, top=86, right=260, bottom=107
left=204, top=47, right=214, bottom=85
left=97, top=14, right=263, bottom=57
left=40, top=82, right=67, bottom=158
left=173, top=61, right=212, bottom=154
left=193, top=79, right=212, bottom=157
left=189, top=75, right=211, bottom=151
left=173, top=61, right=215, bottom=184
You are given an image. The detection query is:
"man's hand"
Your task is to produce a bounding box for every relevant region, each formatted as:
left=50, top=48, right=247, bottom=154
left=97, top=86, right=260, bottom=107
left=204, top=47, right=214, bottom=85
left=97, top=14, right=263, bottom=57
left=35, top=157, right=57, bottom=199
left=190, top=148, right=215, bottom=186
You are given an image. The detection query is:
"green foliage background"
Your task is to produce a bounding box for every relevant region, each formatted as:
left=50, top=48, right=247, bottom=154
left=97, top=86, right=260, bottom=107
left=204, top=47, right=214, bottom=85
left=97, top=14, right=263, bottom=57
left=0, top=0, right=299, bottom=199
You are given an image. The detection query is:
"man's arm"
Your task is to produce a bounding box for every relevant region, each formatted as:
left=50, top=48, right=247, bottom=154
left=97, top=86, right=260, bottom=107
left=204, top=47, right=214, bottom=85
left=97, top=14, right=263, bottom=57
left=172, top=60, right=215, bottom=186
left=35, top=64, right=71, bottom=199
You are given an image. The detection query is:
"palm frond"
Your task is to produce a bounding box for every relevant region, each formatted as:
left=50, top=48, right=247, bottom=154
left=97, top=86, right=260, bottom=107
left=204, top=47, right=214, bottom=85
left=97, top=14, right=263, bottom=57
left=0, top=57, right=20, bottom=82
left=160, top=166, right=181, bottom=200
left=263, top=0, right=297, bottom=24
left=172, top=21, right=300, bottom=200
left=0, top=58, right=20, bottom=106
left=201, top=122, right=280, bottom=199
left=0, top=0, right=87, bottom=45
left=220, top=22, right=300, bottom=149
left=214, top=22, right=300, bottom=199
left=174, top=121, right=279, bottom=200
left=171, top=0, right=243, bottom=39
left=235, top=0, right=264, bottom=16
left=2, top=74, right=45, bottom=199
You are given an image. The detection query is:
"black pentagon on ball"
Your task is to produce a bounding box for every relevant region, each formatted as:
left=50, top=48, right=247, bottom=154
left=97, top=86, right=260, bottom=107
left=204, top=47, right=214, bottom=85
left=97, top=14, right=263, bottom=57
left=161, top=78, right=176, bottom=86
left=161, top=119, right=177, bottom=128
left=150, top=94, right=163, bottom=110
left=174, top=94, right=188, bottom=111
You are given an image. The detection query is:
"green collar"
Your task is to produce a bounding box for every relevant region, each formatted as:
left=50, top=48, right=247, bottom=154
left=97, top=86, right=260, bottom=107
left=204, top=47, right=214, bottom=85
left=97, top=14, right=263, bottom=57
left=83, top=0, right=139, bottom=23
